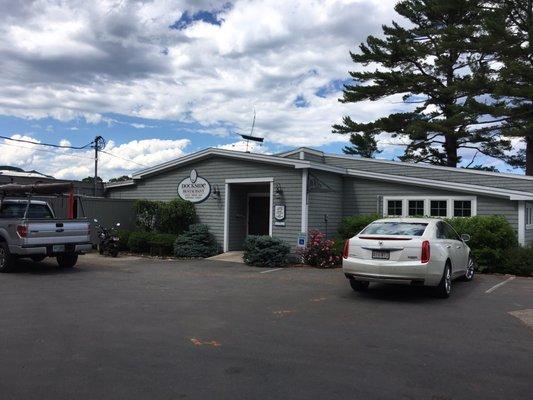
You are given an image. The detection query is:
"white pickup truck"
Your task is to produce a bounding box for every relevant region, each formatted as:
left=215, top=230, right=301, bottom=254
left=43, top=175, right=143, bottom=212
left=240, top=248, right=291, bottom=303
left=0, top=186, right=92, bottom=272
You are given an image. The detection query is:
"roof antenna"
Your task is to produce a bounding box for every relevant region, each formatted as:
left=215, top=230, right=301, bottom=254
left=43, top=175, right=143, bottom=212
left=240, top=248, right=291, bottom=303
left=239, top=108, right=264, bottom=152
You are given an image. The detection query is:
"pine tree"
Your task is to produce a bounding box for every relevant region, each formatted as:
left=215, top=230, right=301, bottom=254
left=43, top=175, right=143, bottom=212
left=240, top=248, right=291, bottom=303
left=333, top=0, right=514, bottom=167
left=482, top=0, right=532, bottom=174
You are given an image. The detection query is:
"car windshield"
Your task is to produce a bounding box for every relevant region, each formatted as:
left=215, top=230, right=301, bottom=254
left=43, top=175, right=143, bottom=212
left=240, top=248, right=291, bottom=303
left=0, top=203, right=54, bottom=219
left=360, top=222, right=427, bottom=236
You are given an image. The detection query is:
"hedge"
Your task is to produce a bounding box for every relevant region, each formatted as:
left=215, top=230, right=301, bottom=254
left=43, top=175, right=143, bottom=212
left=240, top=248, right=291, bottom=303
left=174, top=224, right=219, bottom=258
left=337, top=214, right=380, bottom=239
left=127, top=231, right=154, bottom=253
left=134, top=198, right=196, bottom=235
left=149, top=233, right=177, bottom=256
left=243, top=235, right=290, bottom=268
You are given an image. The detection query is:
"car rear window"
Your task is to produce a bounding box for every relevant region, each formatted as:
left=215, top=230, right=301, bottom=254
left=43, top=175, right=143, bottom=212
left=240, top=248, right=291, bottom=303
left=0, top=203, right=54, bottom=219
left=360, top=222, right=428, bottom=236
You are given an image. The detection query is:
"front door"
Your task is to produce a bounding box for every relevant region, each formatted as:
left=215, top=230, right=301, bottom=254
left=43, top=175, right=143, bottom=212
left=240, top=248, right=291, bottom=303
left=248, top=196, right=270, bottom=236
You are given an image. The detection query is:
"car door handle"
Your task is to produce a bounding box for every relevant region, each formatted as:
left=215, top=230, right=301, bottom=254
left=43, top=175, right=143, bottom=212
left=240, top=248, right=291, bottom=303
left=456, top=246, right=462, bottom=249
left=446, top=245, right=451, bottom=249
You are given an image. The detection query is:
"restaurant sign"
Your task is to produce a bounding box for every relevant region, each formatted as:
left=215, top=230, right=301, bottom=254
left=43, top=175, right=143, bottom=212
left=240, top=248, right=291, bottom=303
left=177, top=169, right=211, bottom=203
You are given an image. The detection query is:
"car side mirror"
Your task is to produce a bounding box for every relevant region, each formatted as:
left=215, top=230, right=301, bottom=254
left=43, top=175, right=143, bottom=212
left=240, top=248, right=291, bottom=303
left=460, top=234, right=470, bottom=242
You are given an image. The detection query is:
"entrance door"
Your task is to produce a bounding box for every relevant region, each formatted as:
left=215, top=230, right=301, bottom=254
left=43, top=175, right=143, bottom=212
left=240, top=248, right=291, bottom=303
left=248, top=195, right=270, bottom=236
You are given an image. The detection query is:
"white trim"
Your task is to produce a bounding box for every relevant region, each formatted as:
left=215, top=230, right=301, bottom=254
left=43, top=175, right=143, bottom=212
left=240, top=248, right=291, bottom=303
left=223, top=183, right=230, bottom=252
left=246, top=193, right=270, bottom=236
left=383, top=196, right=477, bottom=218
left=223, top=179, right=273, bottom=252
left=225, top=177, right=274, bottom=183
left=301, top=169, right=308, bottom=234
left=525, top=202, right=533, bottom=230
left=104, top=180, right=136, bottom=189
left=518, top=200, right=525, bottom=245
left=325, top=152, right=533, bottom=181
left=277, top=147, right=325, bottom=158
left=346, top=169, right=533, bottom=201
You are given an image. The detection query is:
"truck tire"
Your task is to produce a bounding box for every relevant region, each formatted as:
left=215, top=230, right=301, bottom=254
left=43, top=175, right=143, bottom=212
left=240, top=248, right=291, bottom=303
left=0, top=242, right=15, bottom=273
left=30, top=255, right=47, bottom=262
left=56, top=253, right=78, bottom=269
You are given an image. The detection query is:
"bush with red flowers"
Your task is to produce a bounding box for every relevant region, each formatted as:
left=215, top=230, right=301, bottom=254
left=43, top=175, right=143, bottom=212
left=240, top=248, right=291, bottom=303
left=298, top=229, right=341, bottom=268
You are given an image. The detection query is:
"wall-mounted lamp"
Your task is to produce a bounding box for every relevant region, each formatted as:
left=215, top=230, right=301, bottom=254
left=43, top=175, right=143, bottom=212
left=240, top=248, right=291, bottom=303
left=211, top=185, right=221, bottom=200
left=275, top=182, right=284, bottom=199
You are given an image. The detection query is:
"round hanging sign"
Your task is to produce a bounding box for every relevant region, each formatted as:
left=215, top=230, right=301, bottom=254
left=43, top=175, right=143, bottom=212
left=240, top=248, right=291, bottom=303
left=177, top=169, right=211, bottom=203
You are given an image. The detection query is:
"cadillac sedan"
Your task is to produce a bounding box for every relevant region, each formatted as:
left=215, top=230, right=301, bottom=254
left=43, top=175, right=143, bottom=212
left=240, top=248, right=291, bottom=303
left=342, top=218, right=475, bottom=298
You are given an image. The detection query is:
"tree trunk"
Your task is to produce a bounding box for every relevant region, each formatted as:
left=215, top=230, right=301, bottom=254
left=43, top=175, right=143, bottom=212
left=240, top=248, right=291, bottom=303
left=526, top=135, right=533, bottom=175
left=444, top=135, right=458, bottom=167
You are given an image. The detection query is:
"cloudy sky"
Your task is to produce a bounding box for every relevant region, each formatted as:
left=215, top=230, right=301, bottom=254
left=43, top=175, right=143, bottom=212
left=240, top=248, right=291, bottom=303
left=0, top=0, right=522, bottom=180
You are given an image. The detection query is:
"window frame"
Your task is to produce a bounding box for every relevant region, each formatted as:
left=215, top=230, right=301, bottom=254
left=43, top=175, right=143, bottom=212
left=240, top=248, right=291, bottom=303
left=382, top=196, right=477, bottom=218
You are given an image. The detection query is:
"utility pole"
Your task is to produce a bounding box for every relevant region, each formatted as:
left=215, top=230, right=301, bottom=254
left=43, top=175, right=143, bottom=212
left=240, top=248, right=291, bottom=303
left=93, top=135, right=104, bottom=197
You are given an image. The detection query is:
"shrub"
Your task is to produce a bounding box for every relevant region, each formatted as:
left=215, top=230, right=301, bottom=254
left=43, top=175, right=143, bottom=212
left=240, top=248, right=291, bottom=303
left=298, top=229, right=341, bottom=268
left=501, top=246, right=533, bottom=276
left=174, top=224, right=219, bottom=258
left=127, top=231, right=154, bottom=253
left=116, top=229, right=131, bottom=251
left=149, top=233, right=177, bottom=256
left=446, top=215, right=517, bottom=270
left=338, top=214, right=380, bottom=239
left=134, top=198, right=196, bottom=234
left=243, top=235, right=290, bottom=268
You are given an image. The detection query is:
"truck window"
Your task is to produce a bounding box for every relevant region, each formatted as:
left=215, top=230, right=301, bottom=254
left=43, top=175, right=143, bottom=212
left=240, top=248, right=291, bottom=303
left=0, top=203, right=54, bottom=219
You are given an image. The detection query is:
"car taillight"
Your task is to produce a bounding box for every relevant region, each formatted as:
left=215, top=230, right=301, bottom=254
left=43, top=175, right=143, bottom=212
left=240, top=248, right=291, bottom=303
left=16, top=225, right=28, bottom=238
left=421, top=240, right=430, bottom=263
left=343, top=240, right=350, bottom=259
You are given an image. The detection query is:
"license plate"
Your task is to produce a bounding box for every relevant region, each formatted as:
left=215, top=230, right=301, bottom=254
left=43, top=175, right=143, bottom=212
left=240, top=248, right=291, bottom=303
left=53, top=244, right=65, bottom=253
left=372, top=250, right=390, bottom=260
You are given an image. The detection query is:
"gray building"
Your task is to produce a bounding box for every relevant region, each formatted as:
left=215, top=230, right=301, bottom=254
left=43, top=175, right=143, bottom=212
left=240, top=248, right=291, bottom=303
left=105, top=147, right=533, bottom=250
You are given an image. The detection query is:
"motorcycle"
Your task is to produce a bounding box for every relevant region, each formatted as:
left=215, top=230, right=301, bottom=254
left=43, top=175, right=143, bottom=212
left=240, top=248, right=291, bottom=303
left=94, top=219, right=121, bottom=257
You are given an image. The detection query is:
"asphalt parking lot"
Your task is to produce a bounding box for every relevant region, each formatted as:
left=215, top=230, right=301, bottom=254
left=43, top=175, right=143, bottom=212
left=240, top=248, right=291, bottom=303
left=0, top=254, right=531, bottom=400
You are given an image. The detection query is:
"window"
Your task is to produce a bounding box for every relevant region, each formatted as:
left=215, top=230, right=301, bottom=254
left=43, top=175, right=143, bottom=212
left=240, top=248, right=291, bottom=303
left=408, top=200, right=424, bottom=216
left=443, top=222, right=460, bottom=241
left=0, top=203, right=53, bottom=219
left=387, top=200, right=402, bottom=216
left=454, top=200, right=472, bottom=217
left=361, top=222, right=428, bottom=236
left=430, top=200, right=447, bottom=217
left=526, top=203, right=533, bottom=230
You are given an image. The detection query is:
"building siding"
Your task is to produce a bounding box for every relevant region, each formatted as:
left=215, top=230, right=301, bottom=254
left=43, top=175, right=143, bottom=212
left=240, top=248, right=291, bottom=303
left=342, top=177, right=519, bottom=234
left=307, top=171, right=343, bottom=239
left=324, top=155, right=533, bottom=193
left=107, top=157, right=303, bottom=250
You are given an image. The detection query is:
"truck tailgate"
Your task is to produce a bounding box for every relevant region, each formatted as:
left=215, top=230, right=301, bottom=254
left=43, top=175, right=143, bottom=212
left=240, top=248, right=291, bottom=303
left=22, top=220, right=90, bottom=246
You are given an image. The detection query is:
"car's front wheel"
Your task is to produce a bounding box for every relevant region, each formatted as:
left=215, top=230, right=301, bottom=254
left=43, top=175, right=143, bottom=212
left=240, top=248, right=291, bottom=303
left=435, top=262, right=452, bottom=298
left=349, top=279, right=369, bottom=292
left=460, top=256, right=475, bottom=282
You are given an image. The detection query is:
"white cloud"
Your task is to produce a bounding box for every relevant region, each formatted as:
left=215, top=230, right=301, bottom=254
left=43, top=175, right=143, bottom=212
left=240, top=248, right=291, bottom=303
left=0, top=134, right=191, bottom=180
left=0, top=0, right=398, bottom=148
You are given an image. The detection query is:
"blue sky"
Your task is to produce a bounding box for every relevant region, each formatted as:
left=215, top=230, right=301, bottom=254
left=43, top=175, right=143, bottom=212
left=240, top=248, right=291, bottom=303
left=0, top=0, right=522, bottom=180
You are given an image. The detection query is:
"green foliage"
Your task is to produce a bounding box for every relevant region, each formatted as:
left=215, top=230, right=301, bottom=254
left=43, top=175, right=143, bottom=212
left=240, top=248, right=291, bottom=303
left=134, top=198, right=196, bottom=234
left=243, top=235, right=290, bottom=268
left=127, top=231, right=154, bottom=253
left=333, top=0, right=516, bottom=167
left=338, top=214, right=380, bottom=239
left=501, top=247, right=533, bottom=277
left=298, top=230, right=341, bottom=268
left=116, top=229, right=131, bottom=251
left=149, top=233, right=177, bottom=256
left=446, top=216, right=518, bottom=270
left=174, top=224, right=219, bottom=258
left=109, top=175, right=131, bottom=183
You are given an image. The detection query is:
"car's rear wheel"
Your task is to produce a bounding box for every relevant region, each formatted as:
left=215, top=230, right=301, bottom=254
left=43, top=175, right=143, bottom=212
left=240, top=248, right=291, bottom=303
left=0, top=242, right=15, bottom=273
left=30, top=255, right=46, bottom=263
left=460, top=256, right=475, bottom=282
left=349, top=279, right=369, bottom=292
left=56, top=253, right=78, bottom=268
left=435, top=262, right=452, bottom=298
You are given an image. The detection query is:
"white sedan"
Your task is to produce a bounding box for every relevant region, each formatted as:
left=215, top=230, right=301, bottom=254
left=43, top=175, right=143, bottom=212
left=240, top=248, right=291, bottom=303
left=342, top=218, right=475, bottom=298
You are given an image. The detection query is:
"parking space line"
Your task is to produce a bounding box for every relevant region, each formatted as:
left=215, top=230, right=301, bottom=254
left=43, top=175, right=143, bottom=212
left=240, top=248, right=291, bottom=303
left=260, top=268, right=284, bottom=274
left=485, top=276, right=515, bottom=294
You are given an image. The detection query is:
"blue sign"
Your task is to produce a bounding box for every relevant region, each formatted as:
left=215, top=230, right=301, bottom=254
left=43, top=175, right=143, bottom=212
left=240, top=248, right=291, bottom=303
left=297, top=233, right=307, bottom=247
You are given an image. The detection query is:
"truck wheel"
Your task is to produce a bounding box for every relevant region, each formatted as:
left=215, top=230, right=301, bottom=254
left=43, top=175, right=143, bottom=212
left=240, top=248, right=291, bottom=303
left=0, top=242, right=15, bottom=273
left=57, top=253, right=78, bottom=269
left=30, top=255, right=47, bottom=262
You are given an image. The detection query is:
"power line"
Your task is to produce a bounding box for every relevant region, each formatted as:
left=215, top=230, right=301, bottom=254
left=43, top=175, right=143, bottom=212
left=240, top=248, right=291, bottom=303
left=0, top=142, right=94, bottom=161
left=99, top=149, right=148, bottom=167
left=0, top=135, right=94, bottom=150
